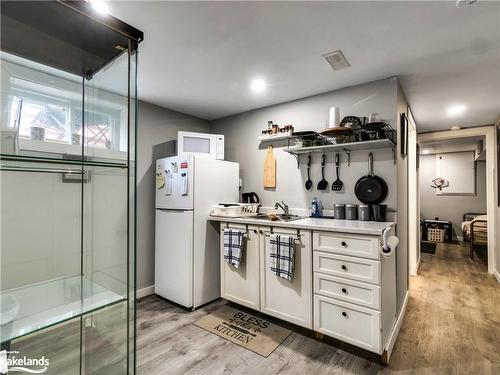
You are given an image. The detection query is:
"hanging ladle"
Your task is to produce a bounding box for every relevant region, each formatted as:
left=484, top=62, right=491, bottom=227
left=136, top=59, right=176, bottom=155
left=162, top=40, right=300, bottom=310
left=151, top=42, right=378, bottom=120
left=305, top=155, right=312, bottom=190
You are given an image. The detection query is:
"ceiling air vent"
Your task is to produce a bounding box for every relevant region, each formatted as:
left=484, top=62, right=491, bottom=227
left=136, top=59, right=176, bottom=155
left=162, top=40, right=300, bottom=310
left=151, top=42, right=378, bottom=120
left=323, top=50, right=350, bottom=71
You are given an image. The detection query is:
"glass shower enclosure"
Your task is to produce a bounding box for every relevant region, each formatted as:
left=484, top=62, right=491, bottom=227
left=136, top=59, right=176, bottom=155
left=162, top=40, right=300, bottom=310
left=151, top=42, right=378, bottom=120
left=0, top=2, right=142, bottom=373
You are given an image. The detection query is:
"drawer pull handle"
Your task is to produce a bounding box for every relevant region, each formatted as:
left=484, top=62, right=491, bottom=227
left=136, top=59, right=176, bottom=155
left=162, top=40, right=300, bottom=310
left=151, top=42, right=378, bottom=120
left=259, top=230, right=263, bottom=234
left=342, top=311, right=348, bottom=318
left=341, top=265, right=348, bottom=271
left=253, top=229, right=258, bottom=234
left=341, top=288, right=348, bottom=294
left=341, top=241, right=348, bottom=247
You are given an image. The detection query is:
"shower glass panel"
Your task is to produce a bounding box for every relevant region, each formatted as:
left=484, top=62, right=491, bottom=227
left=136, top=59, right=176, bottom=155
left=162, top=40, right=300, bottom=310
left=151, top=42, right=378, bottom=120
left=0, top=1, right=141, bottom=373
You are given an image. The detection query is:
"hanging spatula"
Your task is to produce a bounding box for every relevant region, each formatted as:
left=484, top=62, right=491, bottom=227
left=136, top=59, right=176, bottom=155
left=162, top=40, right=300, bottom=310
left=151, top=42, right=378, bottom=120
left=332, top=153, right=343, bottom=191
left=317, top=154, right=328, bottom=190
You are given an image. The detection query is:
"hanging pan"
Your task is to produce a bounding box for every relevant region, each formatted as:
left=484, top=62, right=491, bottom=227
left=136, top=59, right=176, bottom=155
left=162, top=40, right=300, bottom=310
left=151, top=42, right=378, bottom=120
left=354, top=152, right=388, bottom=204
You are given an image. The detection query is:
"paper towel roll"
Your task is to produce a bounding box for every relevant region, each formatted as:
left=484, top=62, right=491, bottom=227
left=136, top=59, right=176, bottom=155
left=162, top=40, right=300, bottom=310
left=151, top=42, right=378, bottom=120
left=328, top=107, right=340, bottom=128
left=381, top=235, right=399, bottom=257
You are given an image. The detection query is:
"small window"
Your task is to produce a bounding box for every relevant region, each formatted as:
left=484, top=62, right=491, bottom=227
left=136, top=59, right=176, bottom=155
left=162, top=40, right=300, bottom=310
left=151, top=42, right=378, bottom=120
left=8, top=77, right=123, bottom=151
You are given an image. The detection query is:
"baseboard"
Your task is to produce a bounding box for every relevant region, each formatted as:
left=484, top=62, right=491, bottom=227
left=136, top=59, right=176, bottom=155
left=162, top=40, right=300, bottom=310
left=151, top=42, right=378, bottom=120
left=494, top=270, right=500, bottom=284
left=136, top=285, right=155, bottom=299
left=385, top=291, right=409, bottom=361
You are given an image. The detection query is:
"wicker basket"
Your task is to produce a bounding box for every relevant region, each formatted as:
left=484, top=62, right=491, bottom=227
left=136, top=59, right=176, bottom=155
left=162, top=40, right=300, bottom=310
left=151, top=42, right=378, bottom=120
left=428, top=228, right=446, bottom=243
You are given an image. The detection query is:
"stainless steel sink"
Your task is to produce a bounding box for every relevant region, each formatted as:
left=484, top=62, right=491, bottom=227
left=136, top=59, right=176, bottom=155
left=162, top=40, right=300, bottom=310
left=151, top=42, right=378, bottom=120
left=248, top=214, right=303, bottom=222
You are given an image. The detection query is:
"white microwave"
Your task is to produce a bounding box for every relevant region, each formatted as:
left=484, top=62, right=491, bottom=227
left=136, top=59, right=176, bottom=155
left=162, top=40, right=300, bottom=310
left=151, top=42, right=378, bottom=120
left=177, top=131, right=224, bottom=160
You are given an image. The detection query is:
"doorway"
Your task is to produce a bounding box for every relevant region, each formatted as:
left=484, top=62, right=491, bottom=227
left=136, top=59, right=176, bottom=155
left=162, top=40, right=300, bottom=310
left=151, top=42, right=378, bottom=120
left=419, top=137, right=488, bottom=267
left=413, top=126, right=496, bottom=275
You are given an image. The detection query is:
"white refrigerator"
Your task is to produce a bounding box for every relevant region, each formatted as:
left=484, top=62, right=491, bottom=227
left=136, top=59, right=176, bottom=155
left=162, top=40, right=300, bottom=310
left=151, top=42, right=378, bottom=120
left=155, top=155, right=239, bottom=309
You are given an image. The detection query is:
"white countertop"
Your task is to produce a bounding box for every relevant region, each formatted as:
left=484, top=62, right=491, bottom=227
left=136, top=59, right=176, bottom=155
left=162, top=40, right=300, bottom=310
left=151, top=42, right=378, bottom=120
left=209, top=216, right=394, bottom=236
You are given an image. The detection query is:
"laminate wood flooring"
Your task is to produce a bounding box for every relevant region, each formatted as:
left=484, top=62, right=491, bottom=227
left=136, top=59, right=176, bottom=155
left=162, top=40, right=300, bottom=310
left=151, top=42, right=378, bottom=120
left=137, top=242, right=499, bottom=375
left=10, top=242, right=499, bottom=374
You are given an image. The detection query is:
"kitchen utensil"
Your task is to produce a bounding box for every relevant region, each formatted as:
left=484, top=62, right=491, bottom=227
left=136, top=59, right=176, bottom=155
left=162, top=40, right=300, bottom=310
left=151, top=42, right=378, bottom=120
left=334, top=204, right=345, bottom=219
left=368, top=113, right=381, bottom=123
left=357, top=131, right=370, bottom=142
left=354, top=152, right=388, bottom=204
left=241, top=192, right=260, bottom=203
left=376, top=128, right=387, bottom=139
left=264, top=146, right=276, bottom=188
left=328, top=106, right=340, bottom=128
left=346, top=204, right=358, bottom=220
left=317, top=154, right=328, bottom=190
left=321, top=127, right=351, bottom=136
left=372, top=204, right=387, bottom=222
left=292, top=131, right=318, bottom=137
left=332, top=153, right=343, bottom=191
left=305, top=155, right=313, bottom=190
left=363, top=121, right=387, bottom=130
left=340, top=116, right=362, bottom=128
left=358, top=204, right=371, bottom=221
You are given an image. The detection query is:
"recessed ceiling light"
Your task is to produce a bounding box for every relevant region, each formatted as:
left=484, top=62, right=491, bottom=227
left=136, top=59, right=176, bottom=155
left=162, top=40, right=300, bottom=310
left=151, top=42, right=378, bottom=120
left=250, top=78, right=267, bottom=93
left=451, top=125, right=462, bottom=130
left=422, top=149, right=430, bottom=155
left=90, top=0, right=109, bottom=15
left=447, top=104, right=466, bottom=117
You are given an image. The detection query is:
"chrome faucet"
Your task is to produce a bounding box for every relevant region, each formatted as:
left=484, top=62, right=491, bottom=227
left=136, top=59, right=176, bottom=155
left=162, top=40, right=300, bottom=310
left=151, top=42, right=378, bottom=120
left=274, top=201, right=289, bottom=215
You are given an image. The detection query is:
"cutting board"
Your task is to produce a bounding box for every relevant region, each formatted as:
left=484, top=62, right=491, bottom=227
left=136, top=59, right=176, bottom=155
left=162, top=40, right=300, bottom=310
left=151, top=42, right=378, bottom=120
left=263, top=146, right=276, bottom=188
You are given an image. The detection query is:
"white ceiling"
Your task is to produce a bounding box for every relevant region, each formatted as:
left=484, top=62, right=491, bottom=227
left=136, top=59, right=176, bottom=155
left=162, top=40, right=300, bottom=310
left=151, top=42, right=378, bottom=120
left=110, top=1, right=500, bottom=132
left=420, top=136, right=484, bottom=154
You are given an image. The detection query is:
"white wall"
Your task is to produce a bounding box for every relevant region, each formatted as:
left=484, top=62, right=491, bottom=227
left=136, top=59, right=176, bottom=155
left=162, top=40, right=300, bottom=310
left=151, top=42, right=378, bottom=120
left=210, top=78, right=399, bottom=211
left=419, top=155, right=487, bottom=240
left=395, top=82, right=409, bottom=313
left=495, top=122, right=500, bottom=281
left=136, top=101, right=210, bottom=290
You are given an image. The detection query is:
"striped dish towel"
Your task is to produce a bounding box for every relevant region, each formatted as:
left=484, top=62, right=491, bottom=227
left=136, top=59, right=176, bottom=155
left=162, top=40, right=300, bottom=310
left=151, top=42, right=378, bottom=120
left=223, top=229, right=246, bottom=268
left=269, top=234, right=296, bottom=280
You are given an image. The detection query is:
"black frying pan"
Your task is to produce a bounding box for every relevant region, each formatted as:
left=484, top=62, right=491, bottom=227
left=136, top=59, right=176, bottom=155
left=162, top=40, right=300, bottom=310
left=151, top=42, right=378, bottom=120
left=354, top=153, right=388, bottom=204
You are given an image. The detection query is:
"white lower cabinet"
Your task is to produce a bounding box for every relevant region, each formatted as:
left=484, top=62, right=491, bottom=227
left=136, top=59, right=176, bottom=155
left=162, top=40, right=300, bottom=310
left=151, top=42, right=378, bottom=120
left=313, top=230, right=396, bottom=356
left=220, top=223, right=312, bottom=328
left=220, top=223, right=260, bottom=310
left=220, top=223, right=396, bottom=357
left=314, top=294, right=381, bottom=353
left=260, top=227, right=312, bottom=329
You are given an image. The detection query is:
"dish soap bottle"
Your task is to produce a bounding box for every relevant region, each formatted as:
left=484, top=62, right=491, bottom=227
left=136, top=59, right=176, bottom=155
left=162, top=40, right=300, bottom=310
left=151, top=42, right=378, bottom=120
left=311, top=198, right=321, bottom=218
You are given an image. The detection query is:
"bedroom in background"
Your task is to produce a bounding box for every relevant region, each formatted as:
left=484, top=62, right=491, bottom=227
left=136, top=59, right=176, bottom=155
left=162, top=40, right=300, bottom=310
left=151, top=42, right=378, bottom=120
left=416, top=129, right=495, bottom=275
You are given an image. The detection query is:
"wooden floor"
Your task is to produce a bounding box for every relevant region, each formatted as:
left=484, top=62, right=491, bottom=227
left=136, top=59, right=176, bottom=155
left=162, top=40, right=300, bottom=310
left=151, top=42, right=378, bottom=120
left=10, top=242, right=499, bottom=374
left=385, top=242, right=499, bottom=374
left=136, top=242, right=500, bottom=375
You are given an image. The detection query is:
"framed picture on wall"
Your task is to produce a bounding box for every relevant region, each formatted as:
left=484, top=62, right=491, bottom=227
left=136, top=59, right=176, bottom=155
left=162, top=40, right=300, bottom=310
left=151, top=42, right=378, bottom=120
left=400, top=113, right=408, bottom=157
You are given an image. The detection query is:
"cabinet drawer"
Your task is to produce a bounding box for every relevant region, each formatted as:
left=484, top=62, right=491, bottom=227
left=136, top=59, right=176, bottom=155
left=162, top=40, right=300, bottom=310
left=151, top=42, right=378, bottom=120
left=314, top=273, right=381, bottom=310
left=313, top=231, right=380, bottom=260
left=314, top=294, right=381, bottom=354
left=313, top=252, right=380, bottom=285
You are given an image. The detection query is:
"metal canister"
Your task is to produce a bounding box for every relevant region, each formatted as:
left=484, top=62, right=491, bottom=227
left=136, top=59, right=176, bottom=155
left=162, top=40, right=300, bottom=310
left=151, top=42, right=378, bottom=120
left=333, top=204, right=345, bottom=220
left=346, top=204, right=358, bottom=220
left=358, top=204, right=371, bottom=221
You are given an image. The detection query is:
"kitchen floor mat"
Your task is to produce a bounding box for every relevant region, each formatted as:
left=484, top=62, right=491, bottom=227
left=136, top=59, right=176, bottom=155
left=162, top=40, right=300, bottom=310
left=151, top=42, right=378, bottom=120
left=193, top=304, right=292, bottom=357
left=421, top=241, right=437, bottom=254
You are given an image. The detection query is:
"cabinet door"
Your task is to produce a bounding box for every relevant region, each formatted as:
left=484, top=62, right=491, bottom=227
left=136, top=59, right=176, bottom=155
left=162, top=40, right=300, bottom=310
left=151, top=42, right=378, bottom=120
left=220, top=223, right=260, bottom=309
left=260, top=227, right=312, bottom=329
